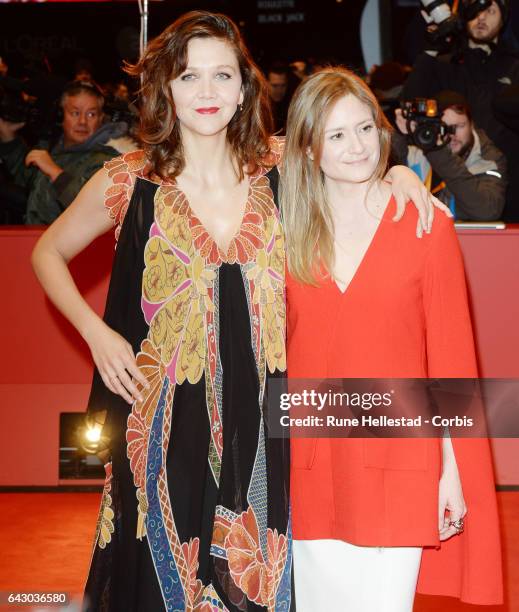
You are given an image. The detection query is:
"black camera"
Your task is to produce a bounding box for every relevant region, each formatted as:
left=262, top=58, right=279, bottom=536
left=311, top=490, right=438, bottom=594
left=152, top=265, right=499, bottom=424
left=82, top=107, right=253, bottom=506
left=401, top=98, right=456, bottom=151
left=420, top=0, right=494, bottom=50
left=420, top=0, right=462, bottom=43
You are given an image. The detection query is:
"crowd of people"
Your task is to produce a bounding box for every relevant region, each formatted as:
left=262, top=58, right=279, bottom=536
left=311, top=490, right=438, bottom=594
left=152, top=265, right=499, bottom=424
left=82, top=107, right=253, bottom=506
left=1, top=0, right=518, bottom=224
left=0, top=57, right=137, bottom=224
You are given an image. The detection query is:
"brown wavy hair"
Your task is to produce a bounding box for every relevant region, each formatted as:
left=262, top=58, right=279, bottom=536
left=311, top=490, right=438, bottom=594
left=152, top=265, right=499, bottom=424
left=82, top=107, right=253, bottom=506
left=125, top=11, right=273, bottom=180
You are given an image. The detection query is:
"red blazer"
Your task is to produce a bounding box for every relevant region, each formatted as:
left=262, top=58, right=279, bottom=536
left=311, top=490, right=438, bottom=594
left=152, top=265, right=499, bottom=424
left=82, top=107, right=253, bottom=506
left=287, top=199, right=502, bottom=605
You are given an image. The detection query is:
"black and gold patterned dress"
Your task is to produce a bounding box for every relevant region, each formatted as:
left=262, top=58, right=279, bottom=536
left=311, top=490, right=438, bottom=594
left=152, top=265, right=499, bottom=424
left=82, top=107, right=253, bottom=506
left=83, top=138, right=292, bottom=611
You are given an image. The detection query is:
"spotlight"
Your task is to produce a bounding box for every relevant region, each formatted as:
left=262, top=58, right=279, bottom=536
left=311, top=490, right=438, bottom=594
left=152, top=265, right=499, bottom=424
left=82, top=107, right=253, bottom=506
left=60, top=412, right=109, bottom=480
left=85, top=424, right=102, bottom=444
left=78, top=412, right=109, bottom=455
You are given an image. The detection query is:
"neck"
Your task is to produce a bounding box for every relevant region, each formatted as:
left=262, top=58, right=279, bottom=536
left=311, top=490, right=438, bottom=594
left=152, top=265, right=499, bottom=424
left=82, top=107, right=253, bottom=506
left=457, top=132, right=476, bottom=161
left=63, top=135, right=78, bottom=148
left=325, top=177, right=382, bottom=225
left=179, top=127, right=238, bottom=185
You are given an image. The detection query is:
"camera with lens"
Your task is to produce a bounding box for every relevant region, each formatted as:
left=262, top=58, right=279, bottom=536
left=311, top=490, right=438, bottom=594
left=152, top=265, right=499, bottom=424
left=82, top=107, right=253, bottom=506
left=401, top=98, right=456, bottom=151
left=420, top=0, right=494, bottom=49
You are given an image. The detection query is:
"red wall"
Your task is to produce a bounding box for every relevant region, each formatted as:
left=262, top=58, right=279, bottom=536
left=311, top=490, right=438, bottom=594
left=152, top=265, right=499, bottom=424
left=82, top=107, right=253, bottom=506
left=1, top=226, right=518, bottom=486
left=457, top=227, right=519, bottom=485
left=1, top=228, right=114, bottom=486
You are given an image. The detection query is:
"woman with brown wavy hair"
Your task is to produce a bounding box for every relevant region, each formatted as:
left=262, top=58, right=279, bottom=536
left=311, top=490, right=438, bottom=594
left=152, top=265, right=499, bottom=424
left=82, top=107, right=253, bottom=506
left=32, top=12, right=291, bottom=611
left=31, top=10, right=444, bottom=611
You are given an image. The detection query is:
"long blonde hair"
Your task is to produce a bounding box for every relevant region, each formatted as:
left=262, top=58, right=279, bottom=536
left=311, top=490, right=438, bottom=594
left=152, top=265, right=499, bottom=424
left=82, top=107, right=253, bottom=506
left=280, top=67, right=392, bottom=285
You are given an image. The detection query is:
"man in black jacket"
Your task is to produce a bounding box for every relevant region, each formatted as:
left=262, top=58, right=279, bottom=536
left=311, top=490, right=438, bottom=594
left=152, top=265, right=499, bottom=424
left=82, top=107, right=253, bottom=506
left=402, top=0, right=519, bottom=220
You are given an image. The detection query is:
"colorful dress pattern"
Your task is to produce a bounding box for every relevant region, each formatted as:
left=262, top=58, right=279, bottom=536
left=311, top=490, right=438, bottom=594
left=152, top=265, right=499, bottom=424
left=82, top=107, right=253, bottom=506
left=83, top=139, right=291, bottom=612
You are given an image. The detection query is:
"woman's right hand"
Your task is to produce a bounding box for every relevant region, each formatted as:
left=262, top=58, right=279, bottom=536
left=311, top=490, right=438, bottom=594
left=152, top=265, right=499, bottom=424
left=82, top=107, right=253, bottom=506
left=84, top=320, right=149, bottom=404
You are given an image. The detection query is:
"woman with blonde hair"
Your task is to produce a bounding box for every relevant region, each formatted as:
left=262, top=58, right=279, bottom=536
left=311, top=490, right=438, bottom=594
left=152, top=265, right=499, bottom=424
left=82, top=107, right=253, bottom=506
left=282, top=67, right=502, bottom=611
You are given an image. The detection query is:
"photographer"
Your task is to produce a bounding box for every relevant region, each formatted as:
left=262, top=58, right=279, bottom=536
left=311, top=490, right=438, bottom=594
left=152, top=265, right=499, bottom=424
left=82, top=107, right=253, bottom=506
left=394, top=91, right=507, bottom=220
left=402, top=0, right=519, bottom=220
left=0, top=80, right=133, bottom=225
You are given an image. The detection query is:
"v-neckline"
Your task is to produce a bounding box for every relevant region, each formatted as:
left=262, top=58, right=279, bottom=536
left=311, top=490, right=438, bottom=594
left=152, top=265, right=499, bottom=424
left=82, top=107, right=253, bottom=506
left=172, top=176, right=252, bottom=260
left=332, top=195, right=393, bottom=297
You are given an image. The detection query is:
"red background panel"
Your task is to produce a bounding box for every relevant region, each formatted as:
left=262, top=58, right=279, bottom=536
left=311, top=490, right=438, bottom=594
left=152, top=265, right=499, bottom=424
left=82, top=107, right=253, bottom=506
left=1, top=227, right=114, bottom=486
left=457, top=227, right=519, bottom=378
left=0, top=226, right=518, bottom=486
left=1, top=227, right=114, bottom=385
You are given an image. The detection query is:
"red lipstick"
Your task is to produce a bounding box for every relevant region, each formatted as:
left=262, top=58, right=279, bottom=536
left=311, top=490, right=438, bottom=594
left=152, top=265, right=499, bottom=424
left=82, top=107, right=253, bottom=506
left=195, top=107, right=219, bottom=114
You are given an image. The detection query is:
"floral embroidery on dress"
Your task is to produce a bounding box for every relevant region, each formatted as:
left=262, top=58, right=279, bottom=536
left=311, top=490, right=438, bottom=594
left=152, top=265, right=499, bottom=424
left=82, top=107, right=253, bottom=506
left=102, top=137, right=290, bottom=609
left=96, top=462, right=115, bottom=550
left=210, top=506, right=288, bottom=612
left=182, top=537, right=204, bottom=605
left=245, top=212, right=286, bottom=374
left=253, top=136, right=285, bottom=175
left=104, top=150, right=148, bottom=241
left=140, top=188, right=218, bottom=385
left=226, top=507, right=269, bottom=606
left=196, top=584, right=227, bottom=610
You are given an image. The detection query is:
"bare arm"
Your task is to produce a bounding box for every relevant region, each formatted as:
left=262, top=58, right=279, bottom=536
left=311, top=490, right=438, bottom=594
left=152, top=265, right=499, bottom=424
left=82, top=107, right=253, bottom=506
left=31, top=167, right=148, bottom=403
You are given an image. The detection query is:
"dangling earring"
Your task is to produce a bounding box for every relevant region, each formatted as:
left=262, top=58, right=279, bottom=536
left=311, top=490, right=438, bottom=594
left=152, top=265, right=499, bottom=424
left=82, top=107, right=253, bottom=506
left=238, top=103, right=243, bottom=112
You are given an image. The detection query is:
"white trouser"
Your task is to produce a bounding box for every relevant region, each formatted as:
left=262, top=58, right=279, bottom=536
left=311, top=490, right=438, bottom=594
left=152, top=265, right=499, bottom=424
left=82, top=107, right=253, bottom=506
left=293, top=539, right=423, bottom=612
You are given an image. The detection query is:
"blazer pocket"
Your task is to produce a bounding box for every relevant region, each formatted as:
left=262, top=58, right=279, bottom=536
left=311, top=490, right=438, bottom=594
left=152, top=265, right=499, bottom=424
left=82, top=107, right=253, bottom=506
left=363, top=438, right=428, bottom=471
left=291, top=438, right=318, bottom=470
